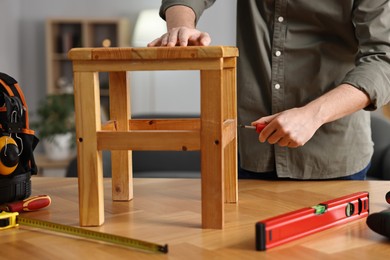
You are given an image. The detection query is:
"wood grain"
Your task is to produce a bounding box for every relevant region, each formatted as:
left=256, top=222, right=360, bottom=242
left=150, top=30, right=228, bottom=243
left=68, top=46, right=239, bottom=61
left=109, top=71, right=132, bottom=201
left=2, top=177, right=389, bottom=259
left=73, top=71, right=104, bottom=226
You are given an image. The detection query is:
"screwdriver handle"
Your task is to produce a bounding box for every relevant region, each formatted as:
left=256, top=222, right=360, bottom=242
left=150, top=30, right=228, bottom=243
left=4, top=195, right=51, bottom=212
left=255, top=123, right=267, bottom=133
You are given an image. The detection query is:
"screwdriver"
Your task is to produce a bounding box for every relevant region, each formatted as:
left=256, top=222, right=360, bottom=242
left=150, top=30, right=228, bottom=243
left=240, top=123, right=267, bottom=133
left=0, top=195, right=51, bottom=213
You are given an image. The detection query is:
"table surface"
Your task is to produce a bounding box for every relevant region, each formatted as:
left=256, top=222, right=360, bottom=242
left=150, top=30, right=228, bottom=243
left=1, top=177, right=389, bottom=259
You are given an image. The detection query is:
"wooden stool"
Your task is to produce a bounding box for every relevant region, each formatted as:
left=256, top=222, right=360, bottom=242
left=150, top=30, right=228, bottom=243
left=68, top=46, right=239, bottom=229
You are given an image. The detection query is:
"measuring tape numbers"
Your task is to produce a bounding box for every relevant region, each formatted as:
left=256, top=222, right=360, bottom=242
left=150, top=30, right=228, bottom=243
left=0, top=211, right=168, bottom=253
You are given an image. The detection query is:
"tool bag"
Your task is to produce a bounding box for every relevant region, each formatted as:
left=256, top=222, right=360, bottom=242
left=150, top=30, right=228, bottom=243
left=0, top=72, right=39, bottom=204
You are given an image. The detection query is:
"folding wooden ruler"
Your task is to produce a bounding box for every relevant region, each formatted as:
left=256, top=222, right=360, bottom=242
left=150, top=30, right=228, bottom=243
left=256, top=191, right=369, bottom=251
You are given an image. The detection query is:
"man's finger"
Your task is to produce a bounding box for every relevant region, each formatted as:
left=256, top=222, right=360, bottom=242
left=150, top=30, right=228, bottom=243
left=178, top=29, right=190, bottom=46
left=147, top=37, right=162, bottom=47
left=199, top=32, right=211, bottom=46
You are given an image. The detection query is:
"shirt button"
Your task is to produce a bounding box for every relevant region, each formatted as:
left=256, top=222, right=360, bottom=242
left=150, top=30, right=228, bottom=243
left=278, top=16, right=284, bottom=22
left=275, top=50, right=282, bottom=57
left=275, top=84, right=281, bottom=89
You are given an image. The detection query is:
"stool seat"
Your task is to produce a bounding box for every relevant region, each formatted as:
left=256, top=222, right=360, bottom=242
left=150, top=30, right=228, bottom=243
left=68, top=46, right=239, bottom=229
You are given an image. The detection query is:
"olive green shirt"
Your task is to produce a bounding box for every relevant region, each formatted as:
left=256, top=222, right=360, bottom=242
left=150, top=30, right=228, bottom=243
left=160, top=0, right=390, bottom=179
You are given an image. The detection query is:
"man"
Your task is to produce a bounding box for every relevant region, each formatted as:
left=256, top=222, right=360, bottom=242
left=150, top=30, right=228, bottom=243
left=149, top=1, right=390, bottom=180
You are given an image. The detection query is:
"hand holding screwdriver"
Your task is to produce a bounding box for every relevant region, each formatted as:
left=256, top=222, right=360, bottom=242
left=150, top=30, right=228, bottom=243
left=240, top=123, right=268, bottom=133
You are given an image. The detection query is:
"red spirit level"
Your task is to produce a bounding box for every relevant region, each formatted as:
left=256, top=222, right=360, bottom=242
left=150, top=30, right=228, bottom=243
left=256, top=191, right=369, bottom=251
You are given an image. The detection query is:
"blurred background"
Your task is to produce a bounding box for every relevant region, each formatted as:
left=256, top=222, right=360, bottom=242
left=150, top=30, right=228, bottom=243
left=0, top=0, right=236, bottom=177
left=1, top=0, right=389, bottom=178
left=0, top=0, right=235, bottom=115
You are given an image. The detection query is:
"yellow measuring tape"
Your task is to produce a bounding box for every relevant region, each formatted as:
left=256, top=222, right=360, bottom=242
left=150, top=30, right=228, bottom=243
left=0, top=211, right=168, bottom=253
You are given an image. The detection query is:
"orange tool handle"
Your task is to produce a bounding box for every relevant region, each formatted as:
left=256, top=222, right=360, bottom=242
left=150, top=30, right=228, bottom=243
left=1, top=195, right=51, bottom=212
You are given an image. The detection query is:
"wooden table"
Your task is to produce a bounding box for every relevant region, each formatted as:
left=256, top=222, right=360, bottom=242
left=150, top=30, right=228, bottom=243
left=1, top=177, right=390, bottom=259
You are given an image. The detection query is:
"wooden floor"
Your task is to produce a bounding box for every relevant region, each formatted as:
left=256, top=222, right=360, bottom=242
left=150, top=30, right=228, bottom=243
left=1, top=177, right=390, bottom=259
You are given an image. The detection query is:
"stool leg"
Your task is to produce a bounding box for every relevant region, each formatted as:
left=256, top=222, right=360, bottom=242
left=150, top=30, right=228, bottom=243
left=109, top=72, right=133, bottom=201
left=73, top=71, right=104, bottom=226
left=223, top=64, right=238, bottom=203
left=200, top=70, right=224, bottom=229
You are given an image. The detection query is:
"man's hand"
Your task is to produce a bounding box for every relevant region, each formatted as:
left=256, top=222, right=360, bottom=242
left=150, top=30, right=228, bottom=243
left=148, top=27, right=211, bottom=47
left=252, top=107, right=322, bottom=148
left=252, top=83, right=371, bottom=148
left=147, top=5, right=211, bottom=47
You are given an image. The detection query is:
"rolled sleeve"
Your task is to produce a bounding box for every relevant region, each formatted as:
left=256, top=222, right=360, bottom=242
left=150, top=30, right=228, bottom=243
left=343, top=0, right=390, bottom=110
left=160, top=0, right=216, bottom=24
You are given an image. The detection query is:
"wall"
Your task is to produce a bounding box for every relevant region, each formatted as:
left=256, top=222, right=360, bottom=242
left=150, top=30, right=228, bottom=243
left=15, top=0, right=236, bottom=117
left=0, top=0, right=21, bottom=79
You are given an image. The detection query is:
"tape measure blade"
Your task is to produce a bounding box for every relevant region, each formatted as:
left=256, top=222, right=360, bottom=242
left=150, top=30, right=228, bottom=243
left=17, top=216, right=168, bottom=253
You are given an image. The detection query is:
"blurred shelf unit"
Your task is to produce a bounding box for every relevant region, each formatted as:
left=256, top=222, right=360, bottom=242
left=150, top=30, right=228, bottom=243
left=45, top=18, right=130, bottom=95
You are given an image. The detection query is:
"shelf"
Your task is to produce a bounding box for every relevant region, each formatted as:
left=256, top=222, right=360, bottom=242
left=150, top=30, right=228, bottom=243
left=45, top=18, right=130, bottom=94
